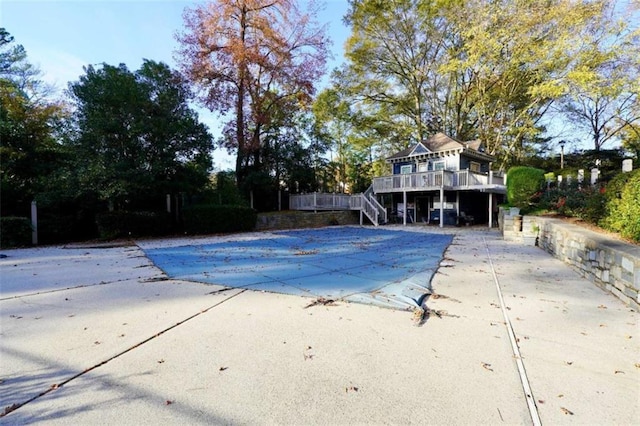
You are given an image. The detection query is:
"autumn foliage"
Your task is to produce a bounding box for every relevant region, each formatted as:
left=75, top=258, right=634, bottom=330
left=176, top=0, right=329, bottom=186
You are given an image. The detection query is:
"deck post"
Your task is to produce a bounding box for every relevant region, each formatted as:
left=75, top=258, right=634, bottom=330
left=439, top=187, right=444, bottom=228
left=403, top=191, right=407, bottom=225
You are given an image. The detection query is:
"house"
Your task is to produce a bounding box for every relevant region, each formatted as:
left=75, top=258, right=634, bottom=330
left=290, top=133, right=507, bottom=227
left=373, top=133, right=506, bottom=226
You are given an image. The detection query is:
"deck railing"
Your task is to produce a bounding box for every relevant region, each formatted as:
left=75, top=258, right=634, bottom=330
left=288, top=191, right=383, bottom=226
left=372, top=170, right=505, bottom=193
left=289, top=193, right=353, bottom=211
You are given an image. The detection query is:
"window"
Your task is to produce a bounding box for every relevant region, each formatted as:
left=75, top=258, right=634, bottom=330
left=418, top=162, right=428, bottom=172
left=470, top=161, right=481, bottom=173
left=433, top=161, right=445, bottom=171
left=400, top=165, right=413, bottom=174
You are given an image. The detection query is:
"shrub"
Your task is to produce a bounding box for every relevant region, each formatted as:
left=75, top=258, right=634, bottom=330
left=507, top=166, right=546, bottom=211
left=539, top=182, right=606, bottom=224
left=182, top=205, right=257, bottom=234
left=0, top=217, right=32, bottom=248
left=96, top=211, right=172, bottom=240
left=601, top=169, right=640, bottom=242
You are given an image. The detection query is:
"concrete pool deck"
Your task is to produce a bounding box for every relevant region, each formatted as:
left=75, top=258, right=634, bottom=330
left=1, top=226, right=638, bottom=425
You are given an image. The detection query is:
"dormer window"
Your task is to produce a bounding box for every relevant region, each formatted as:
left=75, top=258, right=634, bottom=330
left=470, top=161, right=481, bottom=173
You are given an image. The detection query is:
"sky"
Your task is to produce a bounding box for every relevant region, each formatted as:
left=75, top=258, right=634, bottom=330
left=1, top=0, right=352, bottom=170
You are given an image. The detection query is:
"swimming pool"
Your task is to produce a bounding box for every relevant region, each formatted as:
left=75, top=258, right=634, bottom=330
left=143, top=226, right=453, bottom=310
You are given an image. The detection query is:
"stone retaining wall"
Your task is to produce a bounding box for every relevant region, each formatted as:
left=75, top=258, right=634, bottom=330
left=255, top=210, right=360, bottom=231
left=501, top=211, right=640, bottom=311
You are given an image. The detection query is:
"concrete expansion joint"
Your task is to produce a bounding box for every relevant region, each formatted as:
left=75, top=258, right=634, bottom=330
left=482, top=236, right=542, bottom=426
left=0, top=277, right=133, bottom=302
left=0, top=287, right=246, bottom=418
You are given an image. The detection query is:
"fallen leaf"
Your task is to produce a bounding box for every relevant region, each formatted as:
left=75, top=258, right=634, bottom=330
left=614, top=370, right=624, bottom=374
left=565, top=361, right=573, bottom=366
left=3, top=403, right=19, bottom=415
left=597, top=305, right=607, bottom=309
left=346, top=386, right=359, bottom=393
left=165, top=400, right=173, bottom=405
left=219, top=367, right=228, bottom=371
left=538, top=400, right=545, bottom=404
left=157, top=359, right=165, bottom=364
left=304, top=298, right=337, bottom=308
left=50, top=383, right=59, bottom=390
left=561, top=407, right=574, bottom=415
left=481, top=362, right=494, bottom=372
left=94, top=341, right=101, bottom=345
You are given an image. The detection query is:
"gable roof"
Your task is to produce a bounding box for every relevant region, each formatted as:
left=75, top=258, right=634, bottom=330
left=410, top=142, right=431, bottom=156
left=424, top=132, right=464, bottom=152
left=386, top=133, right=494, bottom=162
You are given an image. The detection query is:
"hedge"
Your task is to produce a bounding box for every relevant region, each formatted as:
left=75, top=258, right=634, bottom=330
left=95, top=211, right=172, bottom=240
left=1, top=217, right=32, bottom=248
left=601, top=169, right=640, bottom=242
left=182, top=205, right=257, bottom=234
left=507, top=166, right=546, bottom=211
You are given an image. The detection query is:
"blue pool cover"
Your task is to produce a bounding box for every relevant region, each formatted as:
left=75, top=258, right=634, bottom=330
left=144, top=227, right=453, bottom=310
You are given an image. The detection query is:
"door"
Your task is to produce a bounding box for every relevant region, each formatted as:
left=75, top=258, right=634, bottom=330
left=415, top=196, right=430, bottom=223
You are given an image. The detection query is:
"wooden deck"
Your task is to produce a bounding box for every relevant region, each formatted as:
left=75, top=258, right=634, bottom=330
left=372, top=170, right=506, bottom=193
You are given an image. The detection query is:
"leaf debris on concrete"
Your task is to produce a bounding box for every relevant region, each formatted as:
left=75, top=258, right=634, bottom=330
left=304, top=298, right=337, bottom=309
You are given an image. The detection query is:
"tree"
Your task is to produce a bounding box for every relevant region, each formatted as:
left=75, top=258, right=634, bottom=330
left=67, top=61, right=213, bottom=209
left=0, top=28, right=67, bottom=216
left=561, top=2, right=640, bottom=152
left=313, top=83, right=387, bottom=192
left=175, top=0, right=330, bottom=190
left=343, top=0, right=448, bottom=146
left=338, top=0, right=614, bottom=171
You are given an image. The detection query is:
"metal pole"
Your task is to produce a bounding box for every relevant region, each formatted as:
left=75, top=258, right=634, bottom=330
left=31, top=201, right=38, bottom=245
